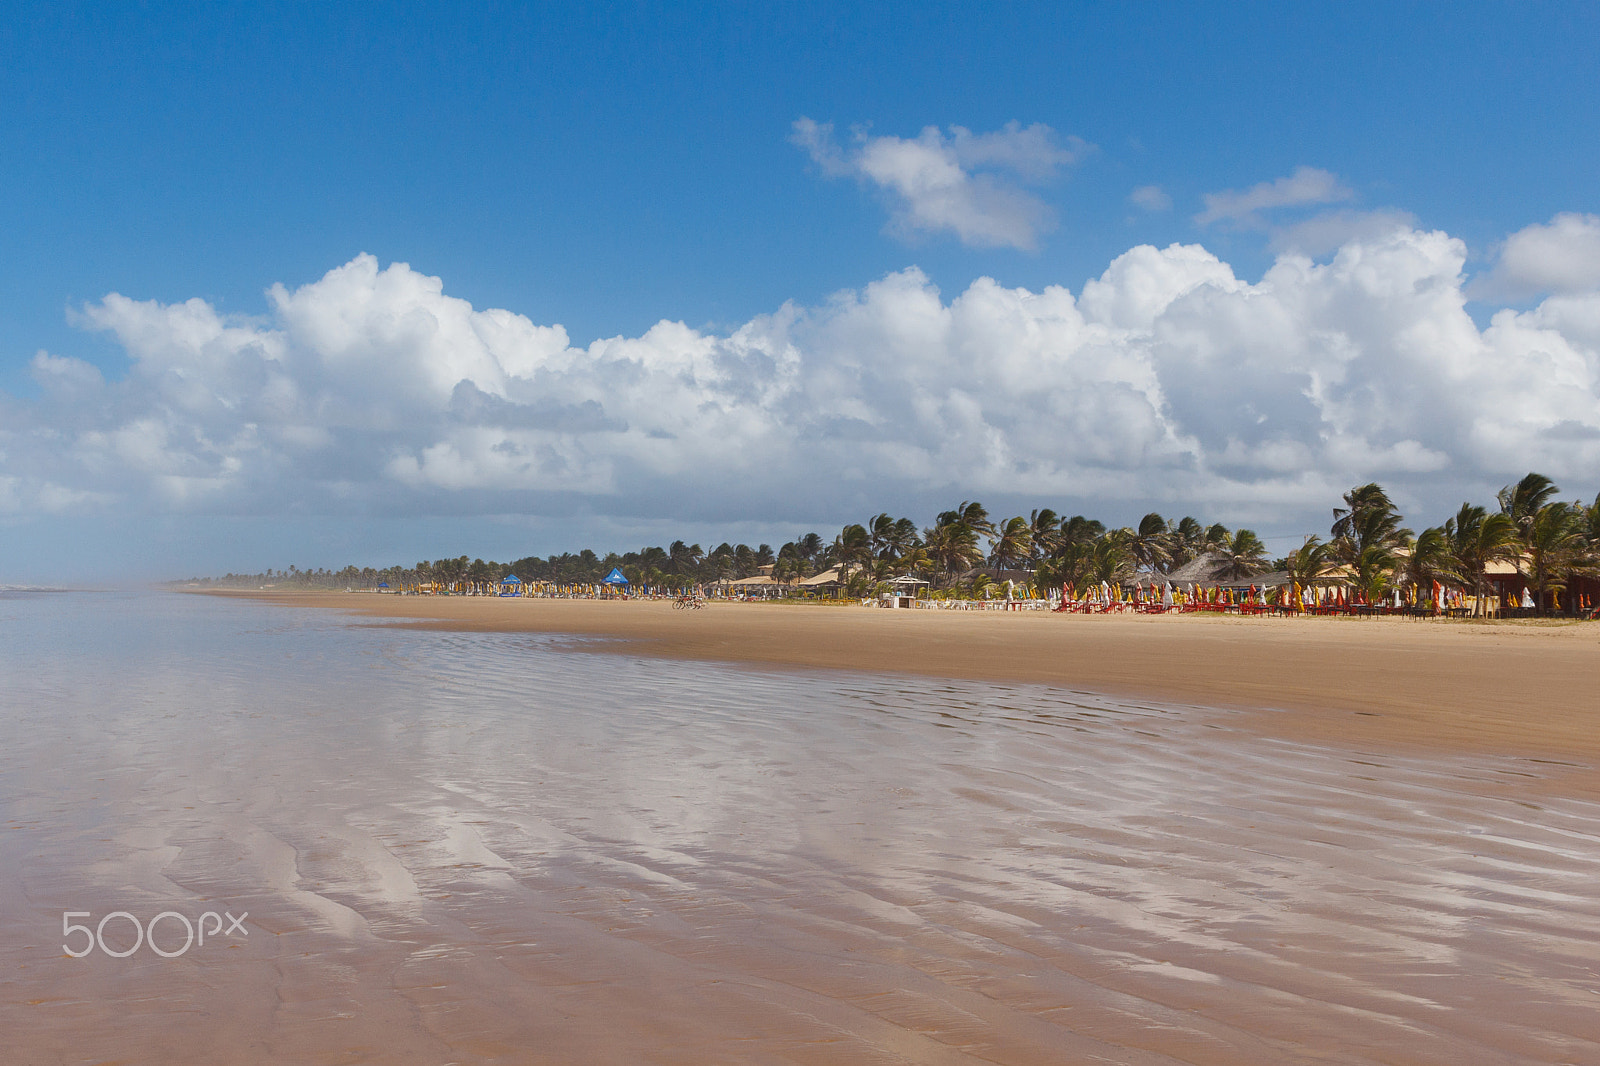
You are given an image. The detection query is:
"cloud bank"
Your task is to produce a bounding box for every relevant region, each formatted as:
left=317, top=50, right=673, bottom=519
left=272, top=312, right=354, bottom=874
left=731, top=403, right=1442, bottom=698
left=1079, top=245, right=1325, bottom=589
left=5, top=223, right=1600, bottom=535
left=792, top=118, right=1088, bottom=250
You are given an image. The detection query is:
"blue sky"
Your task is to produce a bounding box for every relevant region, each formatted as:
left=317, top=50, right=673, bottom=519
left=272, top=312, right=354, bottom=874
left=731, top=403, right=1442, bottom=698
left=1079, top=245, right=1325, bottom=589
left=3, top=3, right=1599, bottom=581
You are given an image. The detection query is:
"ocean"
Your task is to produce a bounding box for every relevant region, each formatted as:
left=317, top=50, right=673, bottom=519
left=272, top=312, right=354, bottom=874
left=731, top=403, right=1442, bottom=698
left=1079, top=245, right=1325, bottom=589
left=2, top=590, right=1597, bottom=1064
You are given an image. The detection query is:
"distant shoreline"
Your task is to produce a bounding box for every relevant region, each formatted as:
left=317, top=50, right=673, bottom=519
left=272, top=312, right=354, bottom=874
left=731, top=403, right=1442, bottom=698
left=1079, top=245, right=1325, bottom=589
left=198, top=589, right=1600, bottom=789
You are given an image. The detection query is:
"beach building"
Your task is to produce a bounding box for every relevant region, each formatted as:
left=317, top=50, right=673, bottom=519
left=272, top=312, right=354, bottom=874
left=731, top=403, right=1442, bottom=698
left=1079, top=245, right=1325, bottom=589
left=1480, top=558, right=1600, bottom=616
left=1148, top=553, right=1286, bottom=593
left=798, top=568, right=845, bottom=596
left=718, top=566, right=849, bottom=599
left=719, top=574, right=782, bottom=598
left=709, top=563, right=780, bottom=599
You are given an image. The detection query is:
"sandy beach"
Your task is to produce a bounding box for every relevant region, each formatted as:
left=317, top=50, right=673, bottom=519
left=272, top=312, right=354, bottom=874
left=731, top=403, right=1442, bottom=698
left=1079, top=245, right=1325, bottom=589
left=215, top=590, right=1600, bottom=778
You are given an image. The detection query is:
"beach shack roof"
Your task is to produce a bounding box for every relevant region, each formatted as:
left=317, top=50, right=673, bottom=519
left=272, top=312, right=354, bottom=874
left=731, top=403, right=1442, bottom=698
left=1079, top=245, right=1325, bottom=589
left=1156, top=553, right=1283, bottom=588
left=958, top=567, right=1036, bottom=583
left=799, top=567, right=843, bottom=587
left=723, top=574, right=780, bottom=587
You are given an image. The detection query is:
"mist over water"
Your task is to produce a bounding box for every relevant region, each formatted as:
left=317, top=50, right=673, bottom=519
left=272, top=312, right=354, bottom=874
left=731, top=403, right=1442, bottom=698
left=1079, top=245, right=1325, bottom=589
left=2, top=592, right=1597, bottom=1064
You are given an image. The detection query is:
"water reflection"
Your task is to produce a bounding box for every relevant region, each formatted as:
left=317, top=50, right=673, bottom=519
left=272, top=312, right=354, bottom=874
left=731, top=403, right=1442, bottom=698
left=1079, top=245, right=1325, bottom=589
left=1, top=593, right=1597, bottom=1064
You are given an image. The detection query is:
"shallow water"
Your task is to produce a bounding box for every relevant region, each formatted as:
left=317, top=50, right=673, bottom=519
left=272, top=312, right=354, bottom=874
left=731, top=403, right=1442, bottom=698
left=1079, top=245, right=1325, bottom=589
left=1, top=592, right=1597, bottom=1064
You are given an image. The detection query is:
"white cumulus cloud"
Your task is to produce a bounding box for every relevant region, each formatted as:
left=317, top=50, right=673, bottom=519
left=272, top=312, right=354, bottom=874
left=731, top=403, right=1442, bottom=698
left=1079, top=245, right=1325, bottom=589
left=4, top=228, right=1600, bottom=534
left=792, top=117, right=1089, bottom=251
left=1482, top=212, right=1600, bottom=298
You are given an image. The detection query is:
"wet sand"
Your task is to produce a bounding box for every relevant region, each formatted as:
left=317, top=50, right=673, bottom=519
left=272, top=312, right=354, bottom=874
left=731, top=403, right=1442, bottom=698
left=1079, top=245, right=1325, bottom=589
left=218, top=591, right=1600, bottom=779
left=7, top=592, right=1599, bottom=1064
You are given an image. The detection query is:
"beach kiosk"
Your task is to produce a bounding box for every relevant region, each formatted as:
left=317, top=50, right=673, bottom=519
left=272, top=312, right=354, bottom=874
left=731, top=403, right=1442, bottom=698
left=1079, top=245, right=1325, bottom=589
left=601, top=567, right=629, bottom=599
left=498, top=575, right=523, bottom=597
left=884, top=573, right=929, bottom=608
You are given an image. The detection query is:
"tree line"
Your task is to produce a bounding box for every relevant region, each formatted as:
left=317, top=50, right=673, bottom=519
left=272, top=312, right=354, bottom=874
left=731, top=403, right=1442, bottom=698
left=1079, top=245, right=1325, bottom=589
left=181, top=472, right=1600, bottom=612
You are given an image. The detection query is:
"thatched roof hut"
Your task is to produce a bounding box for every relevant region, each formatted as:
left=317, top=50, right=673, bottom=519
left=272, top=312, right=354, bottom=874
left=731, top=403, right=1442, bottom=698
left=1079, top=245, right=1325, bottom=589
left=1147, top=553, right=1285, bottom=590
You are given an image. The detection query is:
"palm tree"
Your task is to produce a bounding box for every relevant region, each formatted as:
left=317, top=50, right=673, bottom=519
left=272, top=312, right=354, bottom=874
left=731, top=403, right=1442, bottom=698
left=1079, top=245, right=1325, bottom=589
left=1329, top=483, right=1411, bottom=600
left=1498, top=472, right=1560, bottom=532
left=868, top=515, right=918, bottom=562
left=708, top=543, right=737, bottom=582
left=1332, top=483, right=1396, bottom=541
left=1127, top=512, right=1172, bottom=573
left=1038, top=529, right=1129, bottom=590
left=1443, top=504, right=1517, bottom=617
left=1523, top=502, right=1585, bottom=611
left=1168, top=516, right=1206, bottom=567
left=668, top=540, right=703, bottom=577
left=1352, top=544, right=1403, bottom=604
left=1057, top=514, right=1105, bottom=550
left=1283, top=535, right=1331, bottom=588
left=1496, top=475, right=1578, bottom=613
left=1399, top=525, right=1459, bottom=594
left=923, top=521, right=982, bottom=582
left=770, top=555, right=798, bottom=587
left=833, top=524, right=873, bottom=581
left=1583, top=492, right=1600, bottom=547
left=1575, top=492, right=1600, bottom=609
left=946, top=501, right=996, bottom=542
left=1083, top=530, right=1133, bottom=586
left=776, top=541, right=814, bottom=580
left=1213, top=529, right=1268, bottom=581
left=988, top=516, right=1034, bottom=572
left=1028, top=508, right=1061, bottom=562
left=894, top=544, right=934, bottom=579
left=868, top=513, right=898, bottom=559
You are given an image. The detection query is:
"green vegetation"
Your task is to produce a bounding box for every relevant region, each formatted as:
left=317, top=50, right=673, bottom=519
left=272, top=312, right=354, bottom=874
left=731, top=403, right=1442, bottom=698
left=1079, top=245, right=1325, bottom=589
left=183, top=472, right=1600, bottom=614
